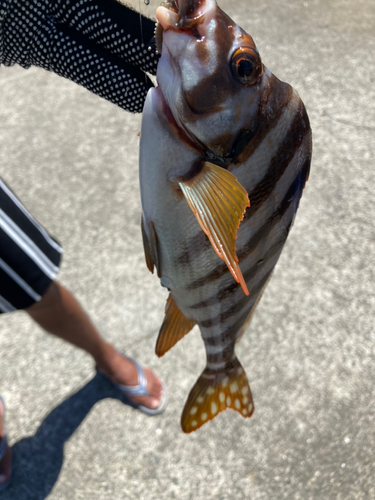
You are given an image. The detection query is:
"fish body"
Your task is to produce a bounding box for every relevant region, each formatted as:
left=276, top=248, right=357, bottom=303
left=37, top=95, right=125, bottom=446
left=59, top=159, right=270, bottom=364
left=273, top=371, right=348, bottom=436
left=139, top=0, right=312, bottom=432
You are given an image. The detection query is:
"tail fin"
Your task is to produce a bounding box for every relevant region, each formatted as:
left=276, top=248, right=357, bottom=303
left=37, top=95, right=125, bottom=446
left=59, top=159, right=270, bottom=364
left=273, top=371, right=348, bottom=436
left=181, top=358, right=254, bottom=433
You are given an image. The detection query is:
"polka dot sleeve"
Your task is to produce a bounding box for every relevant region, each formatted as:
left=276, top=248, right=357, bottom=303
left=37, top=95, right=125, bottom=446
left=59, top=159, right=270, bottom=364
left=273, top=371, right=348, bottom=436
left=0, top=0, right=160, bottom=112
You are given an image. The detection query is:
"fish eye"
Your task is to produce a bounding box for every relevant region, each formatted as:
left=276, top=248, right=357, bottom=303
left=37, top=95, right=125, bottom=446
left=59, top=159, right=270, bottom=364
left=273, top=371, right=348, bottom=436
left=231, top=48, right=262, bottom=85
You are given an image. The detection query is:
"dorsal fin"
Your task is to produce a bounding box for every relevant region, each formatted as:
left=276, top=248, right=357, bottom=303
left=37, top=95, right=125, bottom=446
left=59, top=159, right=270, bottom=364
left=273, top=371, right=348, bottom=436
left=156, top=294, right=196, bottom=357
left=179, top=162, right=250, bottom=295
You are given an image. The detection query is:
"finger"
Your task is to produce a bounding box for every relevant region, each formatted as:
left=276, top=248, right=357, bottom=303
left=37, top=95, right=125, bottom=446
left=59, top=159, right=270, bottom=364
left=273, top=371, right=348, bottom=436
left=50, top=0, right=159, bottom=76
left=28, top=19, right=154, bottom=112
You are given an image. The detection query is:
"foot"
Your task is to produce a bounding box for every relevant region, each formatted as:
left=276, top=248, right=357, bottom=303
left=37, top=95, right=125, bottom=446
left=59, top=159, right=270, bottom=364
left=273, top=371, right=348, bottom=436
left=0, top=399, right=12, bottom=490
left=96, top=347, right=164, bottom=411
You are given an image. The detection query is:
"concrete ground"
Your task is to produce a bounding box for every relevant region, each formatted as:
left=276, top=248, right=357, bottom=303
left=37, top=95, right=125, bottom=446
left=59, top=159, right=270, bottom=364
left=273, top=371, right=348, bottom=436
left=0, top=0, right=374, bottom=498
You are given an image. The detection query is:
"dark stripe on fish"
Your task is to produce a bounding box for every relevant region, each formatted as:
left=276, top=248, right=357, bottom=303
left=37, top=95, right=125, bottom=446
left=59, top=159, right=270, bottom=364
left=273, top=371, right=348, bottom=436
left=242, top=103, right=310, bottom=222
left=239, top=154, right=310, bottom=257
left=199, top=268, right=273, bottom=330
left=201, top=154, right=309, bottom=354
left=175, top=231, right=211, bottom=266
left=175, top=98, right=309, bottom=266
left=204, top=356, right=240, bottom=376
left=190, top=231, right=288, bottom=309
left=205, top=127, right=259, bottom=167
left=206, top=342, right=236, bottom=364
left=204, top=305, right=256, bottom=348
left=236, top=77, right=293, bottom=164
left=186, top=160, right=310, bottom=290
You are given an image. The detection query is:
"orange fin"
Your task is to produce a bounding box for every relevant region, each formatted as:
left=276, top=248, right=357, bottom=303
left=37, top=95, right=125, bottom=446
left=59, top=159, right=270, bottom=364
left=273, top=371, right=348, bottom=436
left=179, top=162, right=250, bottom=295
left=156, top=294, right=196, bottom=357
left=181, top=357, right=254, bottom=433
left=141, top=217, right=161, bottom=277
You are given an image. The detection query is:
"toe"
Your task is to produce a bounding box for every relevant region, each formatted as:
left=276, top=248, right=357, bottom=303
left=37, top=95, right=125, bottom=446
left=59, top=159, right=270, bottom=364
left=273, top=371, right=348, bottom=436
left=98, top=353, right=165, bottom=411
left=133, top=367, right=163, bottom=410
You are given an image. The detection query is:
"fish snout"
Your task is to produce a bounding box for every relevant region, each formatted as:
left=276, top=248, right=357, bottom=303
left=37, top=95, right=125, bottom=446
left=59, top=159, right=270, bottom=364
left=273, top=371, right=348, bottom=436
left=176, top=0, right=206, bottom=27
left=156, top=0, right=206, bottom=30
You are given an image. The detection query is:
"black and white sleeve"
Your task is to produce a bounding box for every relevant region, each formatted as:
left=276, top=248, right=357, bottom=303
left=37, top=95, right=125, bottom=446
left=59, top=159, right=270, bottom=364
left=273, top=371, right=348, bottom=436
left=0, top=0, right=159, bottom=112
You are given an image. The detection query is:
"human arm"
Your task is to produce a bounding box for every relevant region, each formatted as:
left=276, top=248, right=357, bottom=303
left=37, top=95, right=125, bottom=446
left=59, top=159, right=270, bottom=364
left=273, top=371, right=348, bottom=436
left=0, top=0, right=159, bottom=112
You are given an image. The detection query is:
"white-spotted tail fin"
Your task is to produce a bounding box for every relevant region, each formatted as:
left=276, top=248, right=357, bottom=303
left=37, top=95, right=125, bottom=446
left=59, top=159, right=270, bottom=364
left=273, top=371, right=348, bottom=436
left=181, top=358, right=254, bottom=433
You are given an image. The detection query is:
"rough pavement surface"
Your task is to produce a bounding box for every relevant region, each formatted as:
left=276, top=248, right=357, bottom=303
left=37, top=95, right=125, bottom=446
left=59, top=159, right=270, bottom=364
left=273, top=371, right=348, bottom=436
left=0, top=0, right=374, bottom=499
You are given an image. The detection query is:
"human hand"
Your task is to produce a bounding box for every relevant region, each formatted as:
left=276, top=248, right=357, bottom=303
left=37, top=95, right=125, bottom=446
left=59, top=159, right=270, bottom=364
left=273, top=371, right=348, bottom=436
left=0, top=0, right=159, bottom=112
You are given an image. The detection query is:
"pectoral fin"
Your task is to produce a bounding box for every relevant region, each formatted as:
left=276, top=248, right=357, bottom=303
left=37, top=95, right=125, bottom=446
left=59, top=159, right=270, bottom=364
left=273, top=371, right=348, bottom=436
left=156, top=294, right=196, bottom=357
left=180, top=162, right=250, bottom=295
left=141, top=217, right=161, bottom=278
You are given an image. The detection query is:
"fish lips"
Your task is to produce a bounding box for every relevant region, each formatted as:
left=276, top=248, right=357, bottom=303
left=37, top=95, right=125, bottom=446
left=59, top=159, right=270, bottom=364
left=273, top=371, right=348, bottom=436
left=156, top=0, right=208, bottom=31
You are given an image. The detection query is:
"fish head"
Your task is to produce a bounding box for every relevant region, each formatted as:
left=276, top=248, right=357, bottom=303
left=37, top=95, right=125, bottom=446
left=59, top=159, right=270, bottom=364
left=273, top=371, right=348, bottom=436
left=155, top=0, right=264, bottom=158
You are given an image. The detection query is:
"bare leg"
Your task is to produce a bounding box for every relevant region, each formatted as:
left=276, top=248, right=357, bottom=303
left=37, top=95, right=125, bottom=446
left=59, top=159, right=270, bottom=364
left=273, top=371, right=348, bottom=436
left=25, top=281, right=162, bottom=410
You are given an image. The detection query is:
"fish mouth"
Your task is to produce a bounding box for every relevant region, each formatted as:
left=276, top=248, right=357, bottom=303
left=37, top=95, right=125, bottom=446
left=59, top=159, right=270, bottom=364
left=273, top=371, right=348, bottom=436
left=156, top=0, right=206, bottom=31
left=176, top=0, right=206, bottom=27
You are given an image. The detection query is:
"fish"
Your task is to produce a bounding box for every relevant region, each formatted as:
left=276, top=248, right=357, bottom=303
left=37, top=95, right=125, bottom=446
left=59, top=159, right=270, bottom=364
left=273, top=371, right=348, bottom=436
left=139, top=0, right=312, bottom=433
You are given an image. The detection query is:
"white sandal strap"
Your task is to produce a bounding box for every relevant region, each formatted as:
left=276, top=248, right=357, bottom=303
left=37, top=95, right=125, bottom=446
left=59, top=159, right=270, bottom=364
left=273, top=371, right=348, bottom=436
left=116, top=356, right=151, bottom=398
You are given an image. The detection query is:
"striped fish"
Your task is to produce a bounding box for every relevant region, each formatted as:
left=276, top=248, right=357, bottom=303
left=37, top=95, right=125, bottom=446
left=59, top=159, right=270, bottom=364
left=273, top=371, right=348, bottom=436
left=139, top=0, right=312, bottom=433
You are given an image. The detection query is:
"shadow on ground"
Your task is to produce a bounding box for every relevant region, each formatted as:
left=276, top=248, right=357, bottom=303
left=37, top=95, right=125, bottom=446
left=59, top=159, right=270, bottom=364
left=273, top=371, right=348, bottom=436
left=1, top=373, right=138, bottom=500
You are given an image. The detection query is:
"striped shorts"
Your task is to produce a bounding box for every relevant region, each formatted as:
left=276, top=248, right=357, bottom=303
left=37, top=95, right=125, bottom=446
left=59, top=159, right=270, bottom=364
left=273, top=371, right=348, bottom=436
left=0, top=179, right=63, bottom=314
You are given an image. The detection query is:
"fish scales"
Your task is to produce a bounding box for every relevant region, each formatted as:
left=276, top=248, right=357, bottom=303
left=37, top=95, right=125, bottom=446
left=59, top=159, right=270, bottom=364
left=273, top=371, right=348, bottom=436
left=175, top=84, right=308, bottom=268
left=139, top=0, right=312, bottom=432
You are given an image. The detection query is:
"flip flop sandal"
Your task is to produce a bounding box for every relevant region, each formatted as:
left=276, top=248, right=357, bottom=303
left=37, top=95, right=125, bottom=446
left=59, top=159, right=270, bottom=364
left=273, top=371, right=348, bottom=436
left=97, top=355, right=168, bottom=416
left=0, top=396, right=12, bottom=492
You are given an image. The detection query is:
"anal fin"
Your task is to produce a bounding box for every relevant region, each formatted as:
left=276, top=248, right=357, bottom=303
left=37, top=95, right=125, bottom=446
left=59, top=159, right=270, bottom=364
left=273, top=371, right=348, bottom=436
left=181, top=357, right=254, bottom=433
left=179, top=161, right=250, bottom=296
left=156, top=294, right=196, bottom=357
